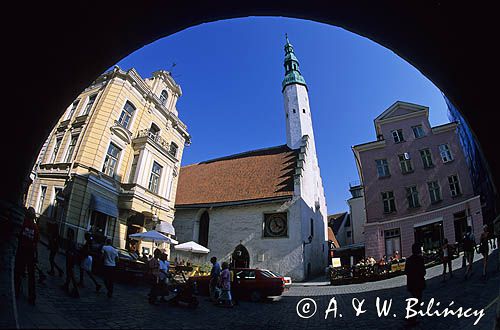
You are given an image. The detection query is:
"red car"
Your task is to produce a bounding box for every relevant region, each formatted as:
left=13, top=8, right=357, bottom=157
left=189, top=268, right=285, bottom=302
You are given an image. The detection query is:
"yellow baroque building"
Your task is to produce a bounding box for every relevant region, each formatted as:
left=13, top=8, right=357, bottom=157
left=25, top=66, right=190, bottom=255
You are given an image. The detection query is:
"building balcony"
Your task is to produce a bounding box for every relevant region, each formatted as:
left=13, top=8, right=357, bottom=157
left=36, top=162, right=71, bottom=177
left=119, top=182, right=172, bottom=215
left=132, top=129, right=178, bottom=162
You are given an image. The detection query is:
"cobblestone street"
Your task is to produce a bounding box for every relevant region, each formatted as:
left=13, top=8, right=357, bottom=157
left=15, top=242, right=499, bottom=329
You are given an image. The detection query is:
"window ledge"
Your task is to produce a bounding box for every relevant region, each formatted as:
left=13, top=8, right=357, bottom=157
left=431, top=199, right=443, bottom=205
left=423, top=164, right=435, bottom=170
left=451, top=193, right=463, bottom=199
left=443, top=159, right=455, bottom=164
left=383, top=210, right=397, bottom=215
left=393, top=140, right=405, bottom=144
left=378, top=175, right=391, bottom=180
left=408, top=205, right=421, bottom=210
left=402, top=170, right=414, bottom=175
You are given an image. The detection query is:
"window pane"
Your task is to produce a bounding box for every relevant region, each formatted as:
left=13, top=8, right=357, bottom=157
left=83, top=94, right=97, bottom=114
left=160, top=90, right=168, bottom=105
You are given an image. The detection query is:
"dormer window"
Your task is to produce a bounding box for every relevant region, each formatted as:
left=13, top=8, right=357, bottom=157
left=160, top=90, right=168, bottom=106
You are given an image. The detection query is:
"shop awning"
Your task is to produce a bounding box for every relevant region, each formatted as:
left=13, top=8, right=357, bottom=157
left=155, top=221, right=175, bottom=235
left=332, top=242, right=365, bottom=252
left=90, top=194, right=119, bottom=218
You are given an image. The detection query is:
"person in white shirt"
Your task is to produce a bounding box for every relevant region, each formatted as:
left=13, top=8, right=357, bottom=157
left=101, top=238, right=118, bottom=298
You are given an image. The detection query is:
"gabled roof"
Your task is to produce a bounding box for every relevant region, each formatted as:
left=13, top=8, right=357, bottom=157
left=328, top=227, right=340, bottom=248
left=374, top=101, right=429, bottom=136
left=175, top=145, right=298, bottom=207
left=328, top=212, right=348, bottom=234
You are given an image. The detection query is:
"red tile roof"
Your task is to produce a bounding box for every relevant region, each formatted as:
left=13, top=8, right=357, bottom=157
left=175, top=145, right=297, bottom=207
left=328, top=227, right=340, bottom=248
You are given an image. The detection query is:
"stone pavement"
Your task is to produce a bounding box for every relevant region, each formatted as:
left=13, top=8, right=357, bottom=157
left=14, top=242, right=500, bottom=329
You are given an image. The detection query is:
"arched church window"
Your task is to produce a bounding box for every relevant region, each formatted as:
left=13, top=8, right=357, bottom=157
left=293, top=109, right=296, bottom=113
left=198, top=211, right=209, bottom=247
left=160, top=90, right=168, bottom=106
left=303, top=109, right=306, bottom=113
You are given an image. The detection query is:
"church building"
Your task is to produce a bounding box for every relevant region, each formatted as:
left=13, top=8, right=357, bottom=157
left=173, top=37, right=328, bottom=281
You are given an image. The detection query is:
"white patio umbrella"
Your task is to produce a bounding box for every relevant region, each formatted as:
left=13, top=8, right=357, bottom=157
left=174, top=241, right=210, bottom=254
left=129, top=230, right=178, bottom=244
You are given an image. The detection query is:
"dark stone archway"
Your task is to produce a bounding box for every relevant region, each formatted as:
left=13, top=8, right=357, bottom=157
left=1, top=2, right=498, bottom=327
left=232, top=244, right=250, bottom=268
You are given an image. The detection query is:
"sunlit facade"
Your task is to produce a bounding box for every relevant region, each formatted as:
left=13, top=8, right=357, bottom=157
left=26, top=67, right=190, bottom=253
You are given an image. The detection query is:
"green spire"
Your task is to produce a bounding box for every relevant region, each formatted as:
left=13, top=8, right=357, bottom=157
left=282, top=34, right=307, bottom=92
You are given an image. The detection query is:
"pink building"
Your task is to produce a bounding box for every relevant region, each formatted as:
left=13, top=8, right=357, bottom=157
left=353, top=101, right=483, bottom=259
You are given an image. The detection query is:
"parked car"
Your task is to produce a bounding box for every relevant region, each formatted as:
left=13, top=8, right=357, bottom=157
left=267, top=270, right=292, bottom=290
left=188, top=268, right=285, bottom=302
left=89, top=244, right=146, bottom=280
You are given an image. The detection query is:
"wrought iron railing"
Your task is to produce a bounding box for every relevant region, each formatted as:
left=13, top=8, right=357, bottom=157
left=135, top=129, right=170, bottom=151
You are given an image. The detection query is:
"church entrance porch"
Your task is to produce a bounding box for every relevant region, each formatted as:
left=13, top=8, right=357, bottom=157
left=231, top=244, right=250, bottom=268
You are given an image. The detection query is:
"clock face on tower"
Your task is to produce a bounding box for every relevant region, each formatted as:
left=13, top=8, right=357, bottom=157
left=264, top=213, right=288, bottom=237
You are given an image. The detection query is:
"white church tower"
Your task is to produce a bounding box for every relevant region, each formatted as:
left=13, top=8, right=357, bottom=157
left=282, top=35, right=329, bottom=278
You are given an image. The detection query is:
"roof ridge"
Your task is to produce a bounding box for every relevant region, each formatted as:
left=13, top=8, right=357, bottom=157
left=181, top=144, right=293, bottom=167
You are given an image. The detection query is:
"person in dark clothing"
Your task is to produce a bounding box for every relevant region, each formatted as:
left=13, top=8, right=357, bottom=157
left=78, top=232, right=102, bottom=292
left=62, top=228, right=80, bottom=298
left=405, top=243, right=426, bottom=325
left=47, top=226, right=63, bottom=277
left=441, top=238, right=454, bottom=281
left=478, top=225, right=490, bottom=280
left=14, top=207, right=40, bottom=305
left=147, top=248, right=161, bottom=305
left=462, top=226, right=476, bottom=279
left=209, top=256, right=221, bottom=302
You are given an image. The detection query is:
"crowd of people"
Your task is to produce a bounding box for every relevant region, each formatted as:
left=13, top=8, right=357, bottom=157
left=14, top=207, right=119, bottom=305
left=13, top=206, right=499, bottom=312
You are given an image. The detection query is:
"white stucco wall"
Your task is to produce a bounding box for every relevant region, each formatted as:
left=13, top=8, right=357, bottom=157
left=348, top=195, right=366, bottom=244
left=284, top=82, right=329, bottom=279
left=174, top=200, right=326, bottom=281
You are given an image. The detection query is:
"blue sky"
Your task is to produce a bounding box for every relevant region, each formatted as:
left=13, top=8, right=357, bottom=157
left=114, top=17, right=450, bottom=214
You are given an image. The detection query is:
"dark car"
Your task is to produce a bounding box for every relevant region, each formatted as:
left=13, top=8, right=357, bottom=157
left=88, top=244, right=146, bottom=280
left=189, top=268, right=285, bottom=302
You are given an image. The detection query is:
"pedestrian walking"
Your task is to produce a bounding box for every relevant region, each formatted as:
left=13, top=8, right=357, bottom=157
left=14, top=207, right=40, bottom=305
left=462, top=226, right=476, bottom=279
left=209, top=256, right=221, bottom=302
left=62, top=228, right=80, bottom=298
left=47, top=225, right=63, bottom=277
left=405, top=243, right=426, bottom=326
left=78, top=232, right=102, bottom=292
left=477, top=225, right=490, bottom=280
left=229, top=267, right=238, bottom=306
left=147, top=248, right=161, bottom=305
left=441, top=238, right=454, bottom=281
left=101, top=238, right=118, bottom=298
left=217, top=262, right=233, bottom=307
